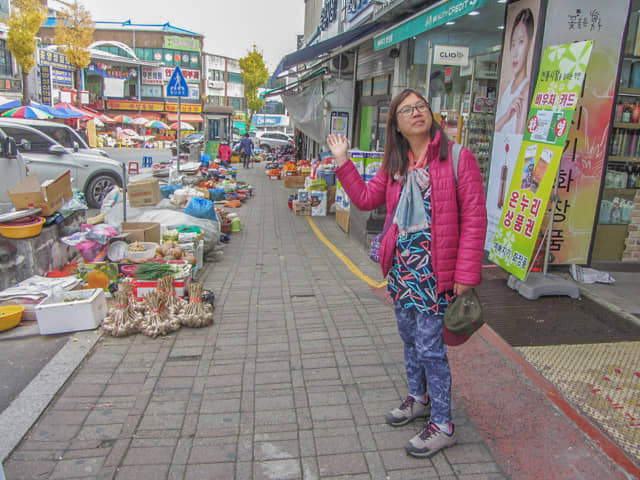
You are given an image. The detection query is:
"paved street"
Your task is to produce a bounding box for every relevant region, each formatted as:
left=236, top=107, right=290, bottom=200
left=2, top=165, right=638, bottom=479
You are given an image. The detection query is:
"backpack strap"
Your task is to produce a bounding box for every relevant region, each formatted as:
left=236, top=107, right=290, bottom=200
left=451, top=142, right=462, bottom=185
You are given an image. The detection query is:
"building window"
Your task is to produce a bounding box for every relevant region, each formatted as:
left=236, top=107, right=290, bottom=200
left=0, top=39, right=13, bottom=77
left=208, top=118, right=220, bottom=140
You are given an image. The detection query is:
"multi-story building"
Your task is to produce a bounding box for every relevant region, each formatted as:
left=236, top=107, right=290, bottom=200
left=202, top=52, right=242, bottom=155
left=38, top=16, right=205, bottom=131
left=0, top=1, right=25, bottom=101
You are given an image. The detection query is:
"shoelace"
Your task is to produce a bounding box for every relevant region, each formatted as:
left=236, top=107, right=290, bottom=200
left=400, top=396, right=415, bottom=411
left=419, top=422, right=440, bottom=441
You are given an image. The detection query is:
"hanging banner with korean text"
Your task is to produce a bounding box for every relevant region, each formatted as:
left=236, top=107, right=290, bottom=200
left=489, top=40, right=593, bottom=279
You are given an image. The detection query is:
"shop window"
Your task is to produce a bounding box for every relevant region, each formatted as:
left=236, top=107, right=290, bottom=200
left=372, top=75, right=389, bottom=96
left=361, top=78, right=373, bottom=96
left=208, top=119, right=220, bottom=141
left=128, top=83, right=137, bottom=98
left=0, top=40, right=12, bottom=77
left=227, top=72, right=243, bottom=84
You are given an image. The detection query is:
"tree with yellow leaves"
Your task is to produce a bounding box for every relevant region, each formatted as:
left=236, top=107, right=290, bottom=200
left=54, top=0, right=95, bottom=106
left=239, top=45, right=269, bottom=132
left=6, top=0, right=47, bottom=105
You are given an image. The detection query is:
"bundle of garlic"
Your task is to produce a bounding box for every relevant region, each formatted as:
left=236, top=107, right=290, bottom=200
left=180, top=282, right=214, bottom=328
left=102, top=290, right=140, bottom=337
left=139, top=290, right=181, bottom=338
left=119, top=278, right=146, bottom=313
left=157, top=274, right=187, bottom=316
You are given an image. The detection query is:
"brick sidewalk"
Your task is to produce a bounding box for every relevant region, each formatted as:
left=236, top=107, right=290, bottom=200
left=3, top=166, right=635, bottom=479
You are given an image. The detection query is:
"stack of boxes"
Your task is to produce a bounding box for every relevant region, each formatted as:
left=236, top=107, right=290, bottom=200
left=334, top=150, right=383, bottom=232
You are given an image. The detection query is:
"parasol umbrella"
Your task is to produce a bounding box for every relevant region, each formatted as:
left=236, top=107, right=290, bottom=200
left=0, top=99, right=22, bottom=111
left=146, top=119, right=169, bottom=130
left=132, top=117, right=150, bottom=125
left=112, top=114, right=133, bottom=124
left=169, top=121, right=194, bottom=130
left=2, top=105, right=53, bottom=119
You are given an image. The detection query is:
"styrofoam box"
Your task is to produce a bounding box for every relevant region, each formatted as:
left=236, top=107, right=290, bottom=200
left=35, top=289, right=106, bottom=335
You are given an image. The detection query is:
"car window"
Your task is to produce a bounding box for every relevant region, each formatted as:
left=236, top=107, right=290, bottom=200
left=0, top=126, right=54, bottom=153
left=37, top=126, right=78, bottom=148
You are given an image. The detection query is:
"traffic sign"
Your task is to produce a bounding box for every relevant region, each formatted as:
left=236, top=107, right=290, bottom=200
left=167, top=66, right=189, bottom=97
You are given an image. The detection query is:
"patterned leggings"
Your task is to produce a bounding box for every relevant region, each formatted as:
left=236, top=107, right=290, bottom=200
left=393, top=301, right=452, bottom=424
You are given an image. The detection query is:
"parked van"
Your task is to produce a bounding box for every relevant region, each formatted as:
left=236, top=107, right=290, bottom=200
left=0, top=131, right=27, bottom=214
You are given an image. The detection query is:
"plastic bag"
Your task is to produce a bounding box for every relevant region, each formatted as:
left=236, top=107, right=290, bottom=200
left=183, top=198, right=217, bottom=221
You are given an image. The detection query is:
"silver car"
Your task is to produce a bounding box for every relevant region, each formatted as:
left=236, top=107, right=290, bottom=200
left=0, top=118, right=110, bottom=158
left=256, top=131, right=293, bottom=152
left=0, top=121, right=123, bottom=209
left=0, top=132, right=28, bottom=214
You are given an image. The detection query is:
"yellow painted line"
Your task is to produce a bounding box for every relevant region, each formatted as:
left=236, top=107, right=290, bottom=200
left=306, top=216, right=387, bottom=288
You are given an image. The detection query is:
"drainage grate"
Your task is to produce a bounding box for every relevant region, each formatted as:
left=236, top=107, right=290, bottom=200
left=167, top=355, right=202, bottom=362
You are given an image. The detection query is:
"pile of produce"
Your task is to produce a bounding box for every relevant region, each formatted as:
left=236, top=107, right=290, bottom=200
left=102, top=290, right=141, bottom=337
left=181, top=282, right=214, bottom=328
left=139, top=290, right=181, bottom=338
left=284, top=161, right=298, bottom=173
left=158, top=274, right=187, bottom=315
left=268, top=168, right=281, bottom=177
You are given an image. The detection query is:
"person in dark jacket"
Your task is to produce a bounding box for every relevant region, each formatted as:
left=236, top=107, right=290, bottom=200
left=239, top=133, right=254, bottom=168
left=327, top=89, right=487, bottom=459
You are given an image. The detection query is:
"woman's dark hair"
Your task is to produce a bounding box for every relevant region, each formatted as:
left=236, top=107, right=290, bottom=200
left=381, top=88, right=449, bottom=177
left=511, top=8, right=534, bottom=45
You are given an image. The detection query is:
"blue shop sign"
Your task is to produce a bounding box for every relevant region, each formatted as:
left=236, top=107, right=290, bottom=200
left=346, top=0, right=371, bottom=22
left=251, top=115, right=288, bottom=127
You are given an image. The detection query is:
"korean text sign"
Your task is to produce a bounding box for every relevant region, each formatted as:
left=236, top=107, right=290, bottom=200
left=489, top=41, right=593, bottom=279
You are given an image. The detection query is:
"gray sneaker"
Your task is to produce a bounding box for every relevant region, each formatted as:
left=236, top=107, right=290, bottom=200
left=405, top=422, right=456, bottom=458
left=385, top=396, right=430, bottom=427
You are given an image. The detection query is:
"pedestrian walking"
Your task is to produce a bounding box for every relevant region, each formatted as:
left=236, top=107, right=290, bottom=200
left=218, top=141, right=232, bottom=167
left=239, top=133, right=254, bottom=168
left=326, top=89, right=487, bottom=459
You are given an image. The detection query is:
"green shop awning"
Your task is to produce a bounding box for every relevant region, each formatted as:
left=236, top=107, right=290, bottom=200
left=374, top=0, right=487, bottom=51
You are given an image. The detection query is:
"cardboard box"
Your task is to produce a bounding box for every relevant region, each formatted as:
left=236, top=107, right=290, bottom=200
left=336, top=209, right=350, bottom=233
left=310, top=190, right=327, bottom=216
left=127, top=177, right=161, bottom=207
left=121, top=222, right=161, bottom=243
left=326, top=185, right=336, bottom=210
left=284, top=175, right=306, bottom=188
left=8, top=170, right=72, bottom=216
left=35, top=288, right=106, bottom=335
left=292, top=200, right=311, bottom=216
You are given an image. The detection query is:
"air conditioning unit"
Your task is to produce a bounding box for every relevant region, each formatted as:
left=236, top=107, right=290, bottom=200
left=328, top=53, right=354, bottom=75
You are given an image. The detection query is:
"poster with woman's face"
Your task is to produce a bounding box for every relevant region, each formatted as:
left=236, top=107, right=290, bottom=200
left=484, top=0, right=542, bottom=252
left=496, top=0, right=539, bottom=121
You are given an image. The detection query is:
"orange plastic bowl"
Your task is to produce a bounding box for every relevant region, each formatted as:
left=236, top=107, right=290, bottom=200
left=0, top=216, right=46, bottom=239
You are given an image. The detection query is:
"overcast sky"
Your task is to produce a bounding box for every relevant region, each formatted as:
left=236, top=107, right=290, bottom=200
left=79, top=0, right=305, bottom=72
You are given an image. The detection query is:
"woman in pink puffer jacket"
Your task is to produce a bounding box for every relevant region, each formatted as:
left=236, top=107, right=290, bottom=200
left=327, top=89, right=487, bottom=460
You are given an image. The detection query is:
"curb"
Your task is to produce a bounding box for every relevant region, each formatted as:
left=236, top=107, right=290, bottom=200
left=0, top=329, right=102, bottom=462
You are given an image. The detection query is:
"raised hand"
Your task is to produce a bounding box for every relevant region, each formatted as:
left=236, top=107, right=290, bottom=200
left=326, top=133, right=349, bottom=166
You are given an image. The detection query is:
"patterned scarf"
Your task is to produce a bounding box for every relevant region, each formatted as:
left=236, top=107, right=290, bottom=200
left=393, top=144, right=431, bottom=236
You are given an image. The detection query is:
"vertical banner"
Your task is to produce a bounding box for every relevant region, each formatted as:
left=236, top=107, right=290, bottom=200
left=40, top=66, right=52, bottom=106
left=489, top=40, right=593, bottom=280
left=485, top=0, right=542, bottom=251
left=539, top=2, right=630, bottom=263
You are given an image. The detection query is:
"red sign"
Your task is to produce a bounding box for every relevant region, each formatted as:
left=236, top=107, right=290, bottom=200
left=163, top=67, right=200, bottom=83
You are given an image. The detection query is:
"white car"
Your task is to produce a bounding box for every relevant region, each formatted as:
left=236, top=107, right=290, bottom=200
left=256, top=131, right=293, bottom=152
left=0, top=121, right=123, bottom=209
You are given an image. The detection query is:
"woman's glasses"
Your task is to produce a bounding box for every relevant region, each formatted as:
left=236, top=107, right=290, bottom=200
left=397, top=103, right=429, bottom=118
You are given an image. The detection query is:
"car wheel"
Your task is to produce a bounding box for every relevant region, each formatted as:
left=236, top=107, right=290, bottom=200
left=86, top=173, right=121, bottom=209
left=262, top=144, right=272, bottom=153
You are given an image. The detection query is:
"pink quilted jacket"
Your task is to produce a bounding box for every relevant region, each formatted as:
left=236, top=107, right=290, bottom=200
left=335, top=131, right=487, bottom=293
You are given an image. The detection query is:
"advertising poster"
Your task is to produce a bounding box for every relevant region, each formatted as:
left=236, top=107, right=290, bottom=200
left=489, top=41, right=593, bottom=280
left=485, top=0, right=542, bottom=251
left=539, top=2, right=630, bottom=263
left=330, top=111, right=349, bottom=136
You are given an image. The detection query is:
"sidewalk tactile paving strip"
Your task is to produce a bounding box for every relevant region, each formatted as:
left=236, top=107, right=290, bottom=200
left=516, top=342, right=640, bottom=463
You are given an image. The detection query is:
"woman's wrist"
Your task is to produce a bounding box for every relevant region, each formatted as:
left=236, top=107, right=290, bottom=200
left=334, top=154, right=348, bottom=166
